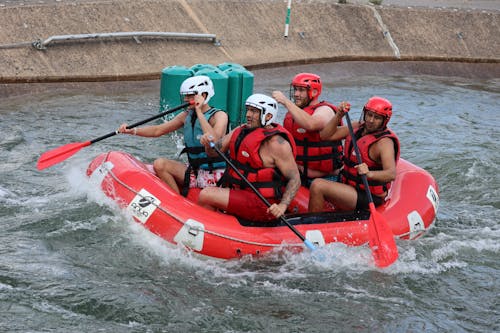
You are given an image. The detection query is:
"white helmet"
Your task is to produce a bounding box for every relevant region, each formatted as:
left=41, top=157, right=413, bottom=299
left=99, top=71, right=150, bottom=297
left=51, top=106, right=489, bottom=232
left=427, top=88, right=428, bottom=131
left=245, top=93, right=278, bottom=127
left=179, top=75, right=215, bottom=105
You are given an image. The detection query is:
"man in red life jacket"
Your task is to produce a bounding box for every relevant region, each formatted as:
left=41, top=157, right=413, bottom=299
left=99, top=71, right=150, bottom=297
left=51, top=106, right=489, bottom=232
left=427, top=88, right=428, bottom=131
left=198, top=93, right=301, bottom=222
left=272, top=73, right=344, bottom=187
left=308, top=96, right=400, bottom=212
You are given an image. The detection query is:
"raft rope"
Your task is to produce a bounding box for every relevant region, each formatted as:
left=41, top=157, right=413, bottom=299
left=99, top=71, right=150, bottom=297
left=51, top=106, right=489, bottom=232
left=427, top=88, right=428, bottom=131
left=103, top=164, right=296, bottom=248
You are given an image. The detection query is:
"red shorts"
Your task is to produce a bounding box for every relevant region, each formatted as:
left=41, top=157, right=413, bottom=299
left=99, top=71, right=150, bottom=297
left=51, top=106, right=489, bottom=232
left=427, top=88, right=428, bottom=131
left=226, top=189, right=278, bottom=223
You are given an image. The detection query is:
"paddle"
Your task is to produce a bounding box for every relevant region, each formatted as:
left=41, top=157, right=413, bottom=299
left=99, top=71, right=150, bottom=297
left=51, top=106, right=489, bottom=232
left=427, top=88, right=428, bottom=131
left=37, top=102, right=190, bottom=170
left=210, top=142, right=317, bottom=251
left=344, top=111, right=398, bottom=267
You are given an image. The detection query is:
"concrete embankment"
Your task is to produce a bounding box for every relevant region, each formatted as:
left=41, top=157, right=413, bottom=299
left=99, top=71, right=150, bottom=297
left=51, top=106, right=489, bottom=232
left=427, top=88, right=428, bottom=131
left=0, top=0, right=499, bottom=84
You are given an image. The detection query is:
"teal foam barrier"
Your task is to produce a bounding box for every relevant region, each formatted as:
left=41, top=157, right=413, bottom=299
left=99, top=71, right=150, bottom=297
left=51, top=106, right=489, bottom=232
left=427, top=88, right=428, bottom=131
left=159, top=65, right=193, bottom=118
left=159, top=63, right=253, bottom=126
left=222, top=66, right=254, bottom=128
left=217, top=62, right=246, bottom=72
left=190, top=63, right=218, bottom=73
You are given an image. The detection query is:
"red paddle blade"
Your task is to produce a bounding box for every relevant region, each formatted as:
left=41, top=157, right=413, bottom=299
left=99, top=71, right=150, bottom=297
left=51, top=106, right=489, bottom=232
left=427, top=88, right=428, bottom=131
left=368, top=203, right=399, bottom=267
left=37, top=141, right=91, bottom=170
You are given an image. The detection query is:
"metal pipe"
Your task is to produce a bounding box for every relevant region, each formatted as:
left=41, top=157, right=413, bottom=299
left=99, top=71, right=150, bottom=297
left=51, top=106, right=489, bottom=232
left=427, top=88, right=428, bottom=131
left=32, top=31, right=218, bottom=50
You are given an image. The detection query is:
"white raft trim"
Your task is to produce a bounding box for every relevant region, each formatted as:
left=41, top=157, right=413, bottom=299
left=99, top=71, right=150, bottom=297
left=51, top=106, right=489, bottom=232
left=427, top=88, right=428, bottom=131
left=127, top=189, right=161, bottom=224
left=427, top=185, right=439, bottom=215
left=407, top=210, right=426, bottom=240
left=89, top=161, right=114, bottom=185
left=174, top=219, right=205, bottom=251
left=305, top=230, right=325, bottom=247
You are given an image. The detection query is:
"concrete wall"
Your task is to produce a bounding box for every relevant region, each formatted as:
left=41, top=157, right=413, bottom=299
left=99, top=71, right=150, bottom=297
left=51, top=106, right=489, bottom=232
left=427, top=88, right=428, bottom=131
left=0, top=0, right=498, bottom=83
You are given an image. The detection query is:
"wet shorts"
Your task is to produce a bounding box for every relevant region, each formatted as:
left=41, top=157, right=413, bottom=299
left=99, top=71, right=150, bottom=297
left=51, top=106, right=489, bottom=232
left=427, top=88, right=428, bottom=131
left=226, top=189, right=278, bottom=223
left=355, top=189, right=385, bottom=210
left=304, top=174, right=340, bottom=188
left=189, top=168, right=225, bottom=188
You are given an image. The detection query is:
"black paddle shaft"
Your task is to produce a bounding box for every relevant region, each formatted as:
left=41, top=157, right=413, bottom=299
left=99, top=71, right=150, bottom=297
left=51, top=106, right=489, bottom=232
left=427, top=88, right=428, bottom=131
left=89, top=102, right=190, bottom=145
left=344, top=112, right=375, bottom=204
left=211, top=144, right=308, bottom=243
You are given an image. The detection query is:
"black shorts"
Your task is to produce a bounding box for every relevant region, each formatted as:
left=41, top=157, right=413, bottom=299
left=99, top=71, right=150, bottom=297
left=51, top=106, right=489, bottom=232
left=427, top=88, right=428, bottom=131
left=355, top=189, right=385, bottom=210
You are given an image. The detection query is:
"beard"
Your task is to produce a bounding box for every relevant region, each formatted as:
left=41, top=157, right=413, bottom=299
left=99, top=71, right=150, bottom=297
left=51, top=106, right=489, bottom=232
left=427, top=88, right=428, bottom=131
left=294, top=97, right=310, bottom=109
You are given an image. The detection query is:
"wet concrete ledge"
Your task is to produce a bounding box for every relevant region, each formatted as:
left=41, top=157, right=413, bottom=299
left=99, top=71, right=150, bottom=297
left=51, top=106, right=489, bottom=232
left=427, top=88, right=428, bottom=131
left=0, top=0, right=499, bottom=84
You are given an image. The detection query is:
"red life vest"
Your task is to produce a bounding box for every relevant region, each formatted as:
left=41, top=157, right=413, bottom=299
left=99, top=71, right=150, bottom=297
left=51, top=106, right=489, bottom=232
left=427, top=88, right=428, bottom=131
left=342, top=125, right=400, bottom=197
left=283, top=101, right=343, bottom=177
left=225, top=124, right=297, bottom=200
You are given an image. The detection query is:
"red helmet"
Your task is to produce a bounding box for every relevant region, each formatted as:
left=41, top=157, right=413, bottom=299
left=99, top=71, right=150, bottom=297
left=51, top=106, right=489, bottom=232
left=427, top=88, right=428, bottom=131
left=363, top=96, right=392, bottom=128
left=291, top=73, right=322, bottom=100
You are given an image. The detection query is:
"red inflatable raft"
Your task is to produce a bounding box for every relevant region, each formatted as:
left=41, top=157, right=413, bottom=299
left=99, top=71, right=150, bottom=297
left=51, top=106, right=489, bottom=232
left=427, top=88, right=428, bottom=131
left=86, top=151, right=439, bottom=259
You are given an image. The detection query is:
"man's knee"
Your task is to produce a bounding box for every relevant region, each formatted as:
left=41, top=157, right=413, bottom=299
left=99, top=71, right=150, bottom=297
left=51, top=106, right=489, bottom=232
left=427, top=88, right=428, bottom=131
left=153, top=158, right=168, bottom=173
left=198, top=188, right=217, bottom=208
left=198, top=188, right=209, bottom=204
left=153, top=158, right=162, bottom=171
left=309, top=178, right=326, bottom=194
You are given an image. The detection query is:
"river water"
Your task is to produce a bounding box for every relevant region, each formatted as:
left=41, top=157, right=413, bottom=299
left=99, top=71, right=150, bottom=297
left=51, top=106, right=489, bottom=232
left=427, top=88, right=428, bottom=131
left=1, top=63, right=498, bottom=332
